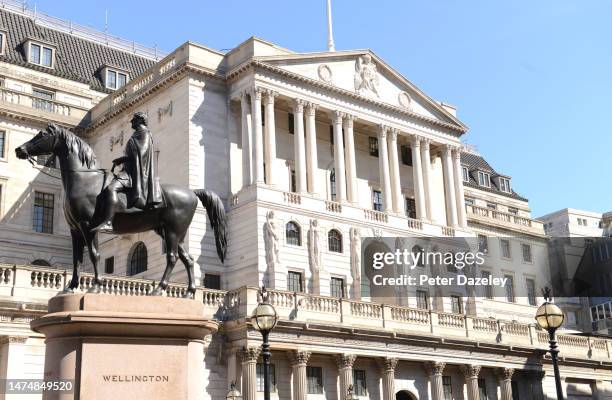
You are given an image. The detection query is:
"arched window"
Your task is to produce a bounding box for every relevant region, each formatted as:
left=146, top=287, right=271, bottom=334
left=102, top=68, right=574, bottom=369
left=128, top=242, right=148, bottom=276
left=285, top=221, right=301, bottom=246
left=329, top=168, right=336, bottom=201
left=32, top=259, right=51, bottom=267
left=328, top=229, right=343, bottom=253
left=411, top=246, right=424, bottom=268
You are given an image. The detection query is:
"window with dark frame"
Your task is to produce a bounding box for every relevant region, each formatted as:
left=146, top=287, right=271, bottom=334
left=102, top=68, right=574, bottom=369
left=450, top=295, right=462, bottom=314
left=412, top=245, right=425, bottom=268
left=481, top=270, right=493, bottom=299
left=478, top=234, right=488, bottom=253
left=104, top=257, right=114, bottom=274
left=405, top=197, right=416, bottom=219
left=462, top=166, right=469, bottom=183
left=328, top=229, right=342, bottom=253
left=29, top=42, right=54, bottom=68
left=105, top=69, right=128, bottom=90
left=521, top=243, right=532, bottom=262
left=401, top=145, right=412, bottom=166
left=416, top=289, right=429, bottom=310
left=288, top=113, right=295, bottom=134
left=0, top=130, right=5, bottom=158
left=330, top=277, right=345, bottom=298
left=287, top=271, right=303, bottom=293
left=32, top=88, right=55, bottom=113
left=306, top=366, right=323, bottom=394
left=368, top=136, right=379, bottom=157
left=501, top=239, right=511, bottom=259
left=442, top=376, right=452, bottom=400
left=256, top=363, right=277, bottom=392
left=33, top=191, right=54, bottom=234
left=329, top=169, right=336, bottom=201
left=0, top=32, right=4, bottom=55
left=290, top=169, right=296, bottom=193
left=329, top=125, right=334, bottom=145
left=373, top=190, right=383, bottom=211
left=478, top=379, right=488, bottom=400
left=128, top=242, right=148, bottom=276
left=504, top=275, right=515, bottom=302
left=286, top=221, right=301, bottom=246
left=478, top=171, right=491, bottom=187
left=526, top=278, right=536, bottom=306
left=353, top=369, right=367, bottom=396
left=204, top=274, right=221, bottom=290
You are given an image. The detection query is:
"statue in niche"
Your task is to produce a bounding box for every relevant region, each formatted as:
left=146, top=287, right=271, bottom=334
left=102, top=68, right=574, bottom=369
left=264, top=211, right=280, bottom=268
left=308, top=219, right=321, bottom=272
left=350, top=227, right=361, bottom=283
left=354, top=54, right=379, bottom=97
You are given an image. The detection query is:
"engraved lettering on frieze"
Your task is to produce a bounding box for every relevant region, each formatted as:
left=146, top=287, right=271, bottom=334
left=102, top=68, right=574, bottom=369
left=354, top=54, right=379, bottom=97
left=109, top=131, right=124, bottom=152
left=157, top=100, right=173, bottom=122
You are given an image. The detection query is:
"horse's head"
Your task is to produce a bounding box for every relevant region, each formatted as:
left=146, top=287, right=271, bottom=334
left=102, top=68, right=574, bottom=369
left=15, top=123, right=61, bottom=160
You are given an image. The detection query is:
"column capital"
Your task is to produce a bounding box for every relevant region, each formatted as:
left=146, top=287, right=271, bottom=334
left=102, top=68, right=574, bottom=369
left=378, top=124, right=389, bottom=138
left=460, top=364, right=481, bottom=380
left=335, top=354, right=357, bottom=369
left=378, top=357, right=399, bottom=372
left=240, top=346, right=261, bottom=363
left=410, top=134, right=422, bottom=147
left=293, top=98, right=305, bottom=113
left=305, top=102, right=318, bottom=116
left=289, top=350, right=312, bottom=366
left=333, top=110, right=344, bottom=124
left=421, top=138, right=431, bottom=149
left=250, top=86, right=263, bottom=99
left=495, top=367, right=515, bottom=382
left=452, top=146, right=462, bottom=160
left=343, top=114, right=355, bottom=128
left=389, top=128, right=399, bottom=142
left=424, top=361, right=446, bottom=377
left=263, top=89, right=278, bottom=103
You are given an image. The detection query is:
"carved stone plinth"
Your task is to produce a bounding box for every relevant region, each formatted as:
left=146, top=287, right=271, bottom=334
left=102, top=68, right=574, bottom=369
left=31, top=293, right=219, bottom=400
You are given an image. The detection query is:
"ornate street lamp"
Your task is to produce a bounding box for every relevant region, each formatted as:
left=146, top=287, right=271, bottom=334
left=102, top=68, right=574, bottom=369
left=226, top=382, right=242, bottom=400
left=535, top=287, right=565, bottom=400
left=252, top=286, right=279, bottom=400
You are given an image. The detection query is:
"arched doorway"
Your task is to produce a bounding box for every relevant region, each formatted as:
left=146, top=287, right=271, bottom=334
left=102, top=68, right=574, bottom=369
left=396, top=390, right=417, bottom=400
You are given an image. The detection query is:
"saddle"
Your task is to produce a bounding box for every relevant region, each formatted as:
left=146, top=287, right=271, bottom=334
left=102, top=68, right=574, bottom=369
left=101, top=172, right=166, bottom=214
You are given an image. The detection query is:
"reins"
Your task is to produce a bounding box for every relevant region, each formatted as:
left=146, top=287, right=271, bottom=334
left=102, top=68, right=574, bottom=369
left=26, top=156, right=108, bottom=181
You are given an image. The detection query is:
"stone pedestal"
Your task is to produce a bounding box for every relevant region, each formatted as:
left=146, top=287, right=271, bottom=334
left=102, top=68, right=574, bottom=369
left=31, top=293, right=219, bottom=400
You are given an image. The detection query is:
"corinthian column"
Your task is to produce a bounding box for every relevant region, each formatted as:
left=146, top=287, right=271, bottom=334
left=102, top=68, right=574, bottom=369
left=344, top=115, right=358, bottom=203
left=240, top=347, right=261, bottom=400
left=289, top=350, right=311, bottom=400
left=336, top=354, right=356, bottom=399
left=293, top=99, right=307, bottom=193
left=379, top=357, right=398, bottom=400
left=495, top=368, right=514, bottom=400
left=305, top=102, right=318, bottom=195
left=387, top=129, right=402, bottom=213
left=461, top=364, right=481, bottom=400
left=263, top=90, right=277, bottom=185
left=452, top=147, right=467, bottom=227
left=333, top=111, right=346, bottom=202
left=240, top=92, right=252, bottom=187
left=420, top=139, right=434, bottom=221
left=442, top=145, right=458, bottom=227
left=425, top=361, right=446, bottom=400
left=378, top=125, right=392, bottom=212
left=250, top=87, right=264, bottom=183
left=410, top=135, right=426, bottom=219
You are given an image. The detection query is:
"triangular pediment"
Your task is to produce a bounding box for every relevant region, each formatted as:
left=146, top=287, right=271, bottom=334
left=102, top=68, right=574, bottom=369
left=255, top=50, right=466, bottom=131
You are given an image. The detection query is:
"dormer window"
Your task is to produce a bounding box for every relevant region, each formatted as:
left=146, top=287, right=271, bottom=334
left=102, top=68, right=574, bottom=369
left=103, top=67, right=128, bottom=90
left=461, top=166, right=469, bottom=183
left=0, top=31, right=6, bottom=55
left=477, top=171, right=491, bottom=187
left=27, top=40, right=55, bottom=68
left=499, top=177, right=511, bottom=193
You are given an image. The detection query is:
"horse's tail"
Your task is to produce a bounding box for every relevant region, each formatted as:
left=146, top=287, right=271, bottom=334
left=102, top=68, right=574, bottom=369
left=194, top=189, right=227, bottom=263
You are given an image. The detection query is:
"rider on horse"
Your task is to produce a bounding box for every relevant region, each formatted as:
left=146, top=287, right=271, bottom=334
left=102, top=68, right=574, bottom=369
left=92, top=112, right=163, bottom=232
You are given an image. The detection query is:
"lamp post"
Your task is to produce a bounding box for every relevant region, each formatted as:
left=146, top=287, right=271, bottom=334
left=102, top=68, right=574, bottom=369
left=226, top=382, right=242, bottom=400
left=535, top=287, right=565, bottom=400
left=252, top=286, right=279, bottom=400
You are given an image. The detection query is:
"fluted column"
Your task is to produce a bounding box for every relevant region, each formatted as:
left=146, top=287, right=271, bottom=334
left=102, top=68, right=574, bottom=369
left=495, top=368, right=514, bottom=400
left=442, top=144, right=458, bottom=227
left=410, top=135, right=426, bottom=219
left=452, top=147, right=467, bottom=227
left=336, top=354, right=356, bottom=399
left=291, top=99, right=307, bottom=193
left=378, top=125, right=392, bottom=211
left=387, top=129, right=402, bottom=213
left=333, top=111, right=346, bottom=202
left=263, top=90, right=277, bottom=185
left=305, top=102, right=318, bottom=195
left=290, top=350, right=311, bottom=400
left=425, top=362, right=446, bottom=400
left=379, top=357, right=398, bottom=400
left=461, top=365, right=481, bottom=400
left=250, top=87, right=264, bottom=183
left=343, top=115, right=358, bottom=203
left=420, top=139, right=434, bottom=221
left=240, top=347, right=261, bottom=400
left=240, top=92, right=253, bottom=187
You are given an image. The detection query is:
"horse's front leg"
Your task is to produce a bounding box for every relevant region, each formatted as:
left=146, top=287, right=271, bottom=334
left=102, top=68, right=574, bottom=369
left=83, top=228, right=102, bottom=293
left=65, top=230, right=84, bottom=292
left=151, top=232, right=178, bottom=296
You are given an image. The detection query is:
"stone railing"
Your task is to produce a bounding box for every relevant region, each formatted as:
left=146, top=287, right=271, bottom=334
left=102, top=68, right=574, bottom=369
left=0, top=87, right=89, bottom=125
left=466, top=204, right=545, bottom=235
left=325, top=200, right=342, bottom=213
left=283, top=192, right=301, bottom=205
left=364, top=209, right=388, bottom=223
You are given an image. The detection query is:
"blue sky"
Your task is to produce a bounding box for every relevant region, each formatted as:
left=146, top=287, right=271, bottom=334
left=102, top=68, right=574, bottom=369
left=33, top=1, right=612, bottom=216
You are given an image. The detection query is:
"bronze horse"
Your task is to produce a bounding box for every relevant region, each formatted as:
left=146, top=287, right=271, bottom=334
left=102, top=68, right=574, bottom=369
left=15, top=123, right=227, bottom=298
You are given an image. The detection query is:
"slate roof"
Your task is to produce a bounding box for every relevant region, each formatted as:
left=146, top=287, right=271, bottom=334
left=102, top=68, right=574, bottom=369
left=460, top=151, right=528, bottom=202
left=0, top=8, right=156, bottom=93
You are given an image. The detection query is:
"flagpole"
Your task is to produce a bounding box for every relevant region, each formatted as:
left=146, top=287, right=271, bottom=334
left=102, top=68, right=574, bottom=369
left=326, top=0, right=336, bottom=51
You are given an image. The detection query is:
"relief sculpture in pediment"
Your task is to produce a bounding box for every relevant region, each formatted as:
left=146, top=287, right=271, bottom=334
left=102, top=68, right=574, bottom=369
left=354, top=54, right=379, bottom=97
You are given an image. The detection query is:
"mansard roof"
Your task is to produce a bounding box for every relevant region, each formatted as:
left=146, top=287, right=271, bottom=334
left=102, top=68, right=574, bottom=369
left=461, top=151, right=528, bottom=202
left=0, top=8, right=156, bottom=93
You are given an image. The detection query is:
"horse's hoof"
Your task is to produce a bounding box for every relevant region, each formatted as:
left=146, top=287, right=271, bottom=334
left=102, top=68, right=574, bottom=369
left=150, top=286, right=165, bottom=296
left=87, top=284, right=101, bottom=294
left=182, top=291, right=195, bottom=300
left=62, top=286, right=74, bottom=294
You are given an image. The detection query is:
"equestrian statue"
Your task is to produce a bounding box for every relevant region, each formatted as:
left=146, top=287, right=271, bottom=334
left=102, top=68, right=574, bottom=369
left=14, top=112, right=227, bottom=298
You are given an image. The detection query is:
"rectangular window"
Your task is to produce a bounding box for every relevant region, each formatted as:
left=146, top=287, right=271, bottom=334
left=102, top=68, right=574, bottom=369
left=330, top=277, right=345, bottom=298
left=118, top=72, right=127, bottom=88
left=450, top=295, right=462, bottom=314
left=42, top=47, right=53, bottom=67
left=478, top=171, right=491, bottom=187
left=442, top=376, right=452, bottom=400
left=306, top=366, right=323, bottom=394
left=499, top=177, right=511, bottom=193
left=478, top=234, right=488, bottom=254
left=0, top=32, right=4, bottom=55
left=521, top=243, right=532, bottom=262
left=32, top=88, right=55, bottom=113
left=481, top=270, right=493, bottom=299
left=204, top=274, right=221, bottom=290
left=104, top=257, right=114, bottom=274
left=373, top=190, right=383, bottom=211
left=526, top=278, right=536, bottom=306
left=416, top=289, right=429, bottom=310
left=369, top=136, right=379, bottom=157
left=287, top=271, right=303, bottom=293
left=353, top=369, right=367, bottom=396
left=405, top=197, right=416, bottom=219
left=29, top=42, right=54, bottom=68
left=462, top=166, right=469, bottom=183
left=290, top=169, right=296, bottom=193
left=288, top=113, right=295, bottom=134
left=478, top=379, right=488, bottom=400
left=0, top=130, right=5, bottom=158
left=107, top=70, right=117, bottom=90
left=505, top=275, right=515, bottom=303
left=256, top=363, right=277, bottom=392
left=401, top=145, right=412, bottom=166
left=30, top=43, right=41, bottom=64
left=501, top=239, right=511, bottom=259
left=33, top=191, right=54, bottom=234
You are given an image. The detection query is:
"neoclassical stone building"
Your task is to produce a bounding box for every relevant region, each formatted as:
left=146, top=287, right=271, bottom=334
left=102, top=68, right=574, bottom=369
left=0, top=2, right=610, bottom=400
